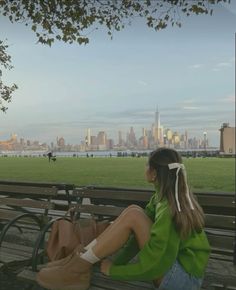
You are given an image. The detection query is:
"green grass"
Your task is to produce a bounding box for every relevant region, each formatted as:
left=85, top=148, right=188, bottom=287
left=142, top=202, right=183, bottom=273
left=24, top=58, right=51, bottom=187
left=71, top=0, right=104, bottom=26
left=0, top=156, right=235, bottom=192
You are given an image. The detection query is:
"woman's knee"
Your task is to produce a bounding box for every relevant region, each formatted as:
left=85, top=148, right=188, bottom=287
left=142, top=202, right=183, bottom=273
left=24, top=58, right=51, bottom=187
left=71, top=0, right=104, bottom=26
left=123, top=206, right=148, bottom=223
left=122, top=205, right=143, bottom=214
left=124, top=207, right=152, bottom=247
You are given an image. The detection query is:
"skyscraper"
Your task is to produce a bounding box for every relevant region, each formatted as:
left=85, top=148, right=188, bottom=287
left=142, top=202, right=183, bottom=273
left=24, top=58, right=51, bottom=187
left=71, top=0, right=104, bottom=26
left=153, top=106, right=163, bottom=145
left=97, top=131, right=107, bottom=150
left=86, top=128, right=91, bottom=146
left=155, top=105, right=161, bottom=129
left=118, top=131, right=123, bottom=146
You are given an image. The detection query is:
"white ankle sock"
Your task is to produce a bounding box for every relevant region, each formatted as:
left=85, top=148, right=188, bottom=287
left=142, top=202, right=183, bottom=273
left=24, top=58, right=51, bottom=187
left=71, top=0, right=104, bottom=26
left=80, top=248, right=100, bottom=264
left=84, top=239, right=97, bottom=251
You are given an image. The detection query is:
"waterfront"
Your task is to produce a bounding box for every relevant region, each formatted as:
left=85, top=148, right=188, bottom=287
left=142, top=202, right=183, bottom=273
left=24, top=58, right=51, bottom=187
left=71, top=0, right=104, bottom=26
left=0, top=148, right=220, bottom=158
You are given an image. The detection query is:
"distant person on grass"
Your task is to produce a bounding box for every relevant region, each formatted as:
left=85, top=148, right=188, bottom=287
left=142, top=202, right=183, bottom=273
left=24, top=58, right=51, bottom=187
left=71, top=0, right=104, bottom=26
left=47, top=152, right=56, bottom=162
left=37, top=148, right=210, bottom=290
left=47, top=152, right=52, bottom=162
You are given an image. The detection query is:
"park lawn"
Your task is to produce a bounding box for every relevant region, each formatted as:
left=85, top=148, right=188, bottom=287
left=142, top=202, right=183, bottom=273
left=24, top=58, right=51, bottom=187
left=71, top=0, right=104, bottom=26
left=0, top=156, right=234, bottom=192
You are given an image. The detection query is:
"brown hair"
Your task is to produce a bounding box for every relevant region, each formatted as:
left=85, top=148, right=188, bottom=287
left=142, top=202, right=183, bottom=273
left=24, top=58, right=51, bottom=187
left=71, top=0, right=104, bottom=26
left=148, top=148, right=205, bottom=239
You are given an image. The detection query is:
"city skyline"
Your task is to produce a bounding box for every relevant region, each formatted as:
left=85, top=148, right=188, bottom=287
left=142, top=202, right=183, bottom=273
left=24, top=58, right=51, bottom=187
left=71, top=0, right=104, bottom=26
left=1, top=106, right=226, bottom=151
left=0, top=105, right=234, bottom=148
left=0, top=3, right=235, bottom=146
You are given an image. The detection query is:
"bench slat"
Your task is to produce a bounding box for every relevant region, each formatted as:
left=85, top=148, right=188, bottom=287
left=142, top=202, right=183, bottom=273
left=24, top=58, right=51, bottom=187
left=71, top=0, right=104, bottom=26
left=0, top=180, right=74, bottom=190
left=197, top=195, right=235, bottom=208
left=73, top=204, right=236, bottom=230
left=74, top=188, right=151, bottom=202
left=0, top=250, right=32, bottom=263
left=207, top=233, right=234, bottom=251
left=210, top=252, right=233, bottom=262
left=205, top=259, right=236, bottom=287
left=74, top=204, right=124, bottom=217
left=18, top=268, right=154, bottom=290
left=1, top=241, right=38, bottom=254
left=92, top=272, right=153, bottom=290
left=0, top=197, right=55, bottom=210
left=205, top=214, right=235, bottom=230
left=0, top=184, right=58, bottom=196
left=17, top=268, right=37, bottom=282
left=0, top=208, right=43, bottom=225
left=0, top=209, right=26, bottom=221
left=74, top=189, right=235, bottom=215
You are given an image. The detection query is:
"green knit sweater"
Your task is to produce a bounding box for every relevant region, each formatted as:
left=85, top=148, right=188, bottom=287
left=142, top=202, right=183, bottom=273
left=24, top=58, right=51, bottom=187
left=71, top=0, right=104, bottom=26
left=109, top=192, right=210, bottom=281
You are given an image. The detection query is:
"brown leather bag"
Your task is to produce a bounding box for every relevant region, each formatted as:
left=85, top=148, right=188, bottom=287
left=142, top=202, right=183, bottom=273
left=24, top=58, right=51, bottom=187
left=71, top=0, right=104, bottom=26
left=46, top=214, right=110, bottom=261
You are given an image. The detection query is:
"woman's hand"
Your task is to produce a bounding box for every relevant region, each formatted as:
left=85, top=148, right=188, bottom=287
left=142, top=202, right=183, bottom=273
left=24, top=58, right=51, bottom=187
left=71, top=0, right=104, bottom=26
left=100, top=259, right=113, bottom=276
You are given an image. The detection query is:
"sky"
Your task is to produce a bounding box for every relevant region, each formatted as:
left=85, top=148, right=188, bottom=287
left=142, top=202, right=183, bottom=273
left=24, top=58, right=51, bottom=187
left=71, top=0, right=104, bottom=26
left=0, top=2, right=235, bottom=147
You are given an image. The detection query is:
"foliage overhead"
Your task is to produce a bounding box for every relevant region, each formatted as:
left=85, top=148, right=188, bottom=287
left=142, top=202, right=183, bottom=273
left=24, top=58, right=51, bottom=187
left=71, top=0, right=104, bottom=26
left=0, top=40, right=18, bottom=112
left=0, top=0, right=231, bottom=46
left=0, top=0, right=231, bottom=111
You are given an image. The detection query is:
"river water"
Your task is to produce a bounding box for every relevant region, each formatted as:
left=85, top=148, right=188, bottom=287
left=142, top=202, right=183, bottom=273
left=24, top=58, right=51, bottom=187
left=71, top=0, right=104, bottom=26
left=0, top=149, right=152, bottom=157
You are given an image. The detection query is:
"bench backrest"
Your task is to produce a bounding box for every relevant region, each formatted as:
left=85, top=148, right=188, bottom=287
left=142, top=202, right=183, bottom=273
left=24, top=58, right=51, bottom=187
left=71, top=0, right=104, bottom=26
left=0, top=184, right=58, bottom=198
left=0, top=179, right=74, bottom=192
left=0, top=181, right=78, bottom=226
left=0, top=180, right=75, bottom=207
left=73, top=186, right=236, bottom=264
left=0, top=180, right=74, bottom=188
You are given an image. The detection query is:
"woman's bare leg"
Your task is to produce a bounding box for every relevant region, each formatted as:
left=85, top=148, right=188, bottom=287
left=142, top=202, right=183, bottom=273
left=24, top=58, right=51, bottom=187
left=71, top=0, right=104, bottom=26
left=91, top=205, right=144, bottom=244
left=36, top=207, right=153, bottom=290
left=93, top=207, right=153, bottom=259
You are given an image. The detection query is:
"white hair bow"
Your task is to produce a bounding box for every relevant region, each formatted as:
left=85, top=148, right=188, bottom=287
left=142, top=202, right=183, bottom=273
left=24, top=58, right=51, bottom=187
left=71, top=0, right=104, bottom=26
left=168, top=163, right=194, bottom=212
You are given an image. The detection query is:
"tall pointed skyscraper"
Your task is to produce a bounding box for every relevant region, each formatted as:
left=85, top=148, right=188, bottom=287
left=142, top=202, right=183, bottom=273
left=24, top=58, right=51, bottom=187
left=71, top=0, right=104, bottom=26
left=154, top=105, right=164, bottom=145
left=155, top=105, right=161, bottom=130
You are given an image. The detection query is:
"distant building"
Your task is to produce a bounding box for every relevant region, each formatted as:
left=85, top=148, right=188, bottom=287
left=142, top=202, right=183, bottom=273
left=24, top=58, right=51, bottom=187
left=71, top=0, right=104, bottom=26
left=86, top=128, right=91, bottom=146
left=58, top=137, right=65, bottom=147
left=106, top=138, right=114, bottom=150
left=127, top=127, right=137, bottom=147
left=153, top=106, right=163, bottom=145
left=90, top=136, right=97, bottom=146
left=118, top=131, right=123, bottom=146
left=219, top=123, right=235, bottom=154
left=0, top=134, right=18, bottom=150
left=97, top=131, right=107, bottom=150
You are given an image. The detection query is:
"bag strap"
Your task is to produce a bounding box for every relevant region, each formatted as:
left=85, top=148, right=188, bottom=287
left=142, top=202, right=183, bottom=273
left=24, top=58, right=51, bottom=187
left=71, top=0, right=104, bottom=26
left=66, top=204, right=97, bottom=246
left=64, top=206, right=77, bottom=221
left=76, top=218, right=97, bottom=246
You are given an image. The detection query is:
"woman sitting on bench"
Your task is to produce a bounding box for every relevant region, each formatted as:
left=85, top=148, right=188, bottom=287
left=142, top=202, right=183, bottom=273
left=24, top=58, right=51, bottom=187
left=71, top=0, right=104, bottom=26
left=37, top=147, right=210, bottom=290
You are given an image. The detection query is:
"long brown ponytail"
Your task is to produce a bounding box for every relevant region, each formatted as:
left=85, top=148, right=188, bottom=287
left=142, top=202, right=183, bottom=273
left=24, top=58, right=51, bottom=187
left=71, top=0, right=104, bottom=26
left=148, top=148, right=205, bottom=239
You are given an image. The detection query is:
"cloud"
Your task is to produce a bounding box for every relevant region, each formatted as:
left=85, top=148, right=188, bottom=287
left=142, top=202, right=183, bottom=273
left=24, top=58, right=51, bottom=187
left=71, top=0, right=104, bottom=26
left=104, top=109, right=153, bottom=120
left=190, top=57, right=234, bottom=72
left=181, top=99, right=196, bottom=104
left=182, top=106, right=200, bottom=110
left=212, top=68, right=220, bottom=72
left=138, top=80, right=148, bottom=86
left=189, top=64, right=204, bottom=69
left=212, top=59, right=233, bottom=71
left=216, top=62, right=232, bottom=67
left=219, top=95, right=235, bottom=103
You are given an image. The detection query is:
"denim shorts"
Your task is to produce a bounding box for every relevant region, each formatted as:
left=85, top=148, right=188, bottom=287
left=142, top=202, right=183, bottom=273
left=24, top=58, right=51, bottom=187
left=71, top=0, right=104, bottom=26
left=153, top=261, right=203, bottom=290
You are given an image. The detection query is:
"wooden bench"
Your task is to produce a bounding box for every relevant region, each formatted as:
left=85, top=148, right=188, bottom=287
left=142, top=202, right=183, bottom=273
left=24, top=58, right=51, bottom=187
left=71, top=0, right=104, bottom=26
left=16, top=185, right=236, bottom=290
left=0, top=180, right=74, bottom=204
left=0, top=181, right=74, bottom=271
left=0, top=180, right=75, bottom=225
